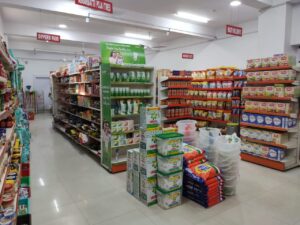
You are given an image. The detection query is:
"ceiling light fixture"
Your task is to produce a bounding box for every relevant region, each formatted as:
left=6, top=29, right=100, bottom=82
left=86, top=13, right=90, bottom=23
left=230, top=1, right=242, bottom=6
left=124, top=32, right=152, bottom=40
left=58, top=24, right=67, bottom=29
left=175, top=11, right=209, bottom=23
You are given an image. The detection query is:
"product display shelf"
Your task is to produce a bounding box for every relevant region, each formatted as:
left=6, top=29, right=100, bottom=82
left=59, top=109, right=100, bottom=125
left=111, top=96, right=153, bottom=99
left=241, top=136, right=297, bottom=149
left=101, top=64, right=154, bottom=173
left=53, top=121, right=100, bottom=157
left=244, top=110, right=297, bottom=118
left=0, top=45, right=14, bottom=71
left=247, top=80, right=299, bottom=85
left=240, top=65, right=300, bottom=170
left=51, top=67, right=101, bottom=160
left=240, top=152, right=298, bottom=171
left=245, top=66, right=292, bottom=72
left=243, top=96, right=298, bottom=102
left=60, top=100, right=101, bottom=112
left=111, top=82, right=153, bottom=86
left=59, top=119, right=100, bottom=142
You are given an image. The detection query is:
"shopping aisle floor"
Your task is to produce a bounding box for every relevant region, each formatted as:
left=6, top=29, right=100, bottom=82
left=31, top=114, right=300, bottom=225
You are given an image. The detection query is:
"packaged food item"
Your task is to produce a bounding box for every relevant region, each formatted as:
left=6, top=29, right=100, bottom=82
left=261, top=71, right=271, bottom=81
left=264, top=115, right=273, bottom=126
left=190, top=162, right=221, bottom=181
left=247, top=59, right=255, bottom=68
left=254, top=72, right=262, bottom=81
left=241, top=113, right=249, bottom=123
left=249, top=87, right=257, bottom=96
left=267, top=102, right=276, bottom=112
left=157, top=187, right=182, bottom=209
left=270, top=71, right=279, bottom=80
left=268, top=147, right=285, bottom=160
left=265, top=86, right=275, bottom=96
left=242, top=87, right=250, bottom=96
left=157, top=153, right=183, bottom=173
left=256, top=115, right=265, bottom=125
left=278, top=54, right=296, bottom=67
left=278, top=70, right=289, bottom=80
left=274, top=86, right=285, bottom=97
left=262, top=58, right=270, bottom=67
left=285, top=87, right=298, bottom=97
left=276, top=103, right=288, bottom=113
left=249, top=114, right=257, bottom=124
left=257, top=87, right=265, bottom=96
left=253, top=59, right=262, bottom=68
left=270, top=57, right=279, bottom=67
left=272, top=133, right=288, bottom=144
left=157, top=170, right=183, bottom=192
left=259, top=102, right=267, bottom=111
left=246, top=72, right=255, bottom=81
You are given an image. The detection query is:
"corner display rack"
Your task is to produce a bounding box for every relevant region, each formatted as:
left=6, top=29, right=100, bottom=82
left=101, top=64, right=154, bottom=173
left=51, top=66, right=101, bottom=158
left=240, top=64, right=300, bottom=171
left=157, top=68, right=246, bottom=129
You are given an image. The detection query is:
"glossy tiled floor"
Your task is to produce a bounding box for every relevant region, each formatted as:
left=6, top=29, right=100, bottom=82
left=31, top=113, right=300, bottom=225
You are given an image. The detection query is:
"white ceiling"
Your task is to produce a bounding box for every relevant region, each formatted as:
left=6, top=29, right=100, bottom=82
left=113, top=0, right=260, bottom=27
left=0, top=0, right=261, bottom=52
left=1, top=6, right=186, bottom=43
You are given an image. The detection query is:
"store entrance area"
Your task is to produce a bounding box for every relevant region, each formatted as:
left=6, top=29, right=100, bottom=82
left=31, top=114, right=300, bottom=225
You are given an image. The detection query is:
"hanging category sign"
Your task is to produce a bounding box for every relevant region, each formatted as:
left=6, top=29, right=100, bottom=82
left=226, top=25, right=243, bottom=37
left=75, top=0, right=113, bottom=14
left=36, top=33, right=60, bottom=43
left=100, top=42, right=146, bottom=65
left=182, top=53, right=194, bottom=59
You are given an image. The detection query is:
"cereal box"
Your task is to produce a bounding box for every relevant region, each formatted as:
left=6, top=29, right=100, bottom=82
left=265, top=86, right=275, bottom=96
left=262, top=71, right=271, bottom=81
left=274, top=86, right=285, bottom=97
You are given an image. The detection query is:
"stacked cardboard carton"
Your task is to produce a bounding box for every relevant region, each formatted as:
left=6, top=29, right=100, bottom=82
left=127, top=106, right=162, bottom=206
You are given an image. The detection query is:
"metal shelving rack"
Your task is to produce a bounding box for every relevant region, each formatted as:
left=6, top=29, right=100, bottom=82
left=101, top=64, right=154, bottom=173
left=52, top=67, right=101, bottom=158
left=240, top=66, right=300, bottom=171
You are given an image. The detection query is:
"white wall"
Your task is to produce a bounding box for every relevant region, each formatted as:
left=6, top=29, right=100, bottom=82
left=147, top=32, right=259, bottom=70
left=0, top=11, right=5, bottom=41
left=14, top=50, right=67, bottom=88
left=291, top=3, right=300, bottom=45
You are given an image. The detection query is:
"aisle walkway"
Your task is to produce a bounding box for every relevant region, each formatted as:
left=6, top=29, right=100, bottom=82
left=31, top=114, right=300, bottom=225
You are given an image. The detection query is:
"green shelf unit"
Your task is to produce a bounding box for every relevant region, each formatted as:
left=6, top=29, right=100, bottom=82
left=111, top=96, right=153, bottom=99
left=111, top=82, right=153, bottom=86
left=101, top=63, right=154, bottom=173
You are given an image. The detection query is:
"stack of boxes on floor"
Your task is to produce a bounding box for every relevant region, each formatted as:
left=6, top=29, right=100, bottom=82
left=127, top=107, right=162, bottom=206
left=182, top=144, right=225, bottom=208
left=156, top=132, right=184, bottom=209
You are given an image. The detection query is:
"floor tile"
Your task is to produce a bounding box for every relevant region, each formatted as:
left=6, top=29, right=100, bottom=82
left=32, top=203, right=88, bottom=225
left=92, top=210, right=156, bottom=225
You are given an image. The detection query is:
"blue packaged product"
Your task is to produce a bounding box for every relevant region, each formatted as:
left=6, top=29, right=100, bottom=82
left=264, top=115, right=273, bottom=126
left=241, top=113, right=249, bottom=123
left=256, top=115, right=265, bottom=125
left=249, top=114, right=257, bottom=124
left=268, top=147, right=285, bottom=161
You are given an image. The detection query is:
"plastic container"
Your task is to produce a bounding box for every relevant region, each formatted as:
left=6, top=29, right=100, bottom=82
left=157, top=153, right=183, bottom=174
left=176, top=120, right=197, bottom=146
left=157, top=187, right=182, bottom=209
left=156, top=133, right=183, bottom=156
left=157, top=170, right=183, bottom=191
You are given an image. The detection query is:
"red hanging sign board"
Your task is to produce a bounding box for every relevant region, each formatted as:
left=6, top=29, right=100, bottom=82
left=182, top=53, right=194, bottom=59
left=226, top=25, right=243, bottom=37
left=75, top=0, right=113, bottom=13
left=36, top=33, right=60, bottom=43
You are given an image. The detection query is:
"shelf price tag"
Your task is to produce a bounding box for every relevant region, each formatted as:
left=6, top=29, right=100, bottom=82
left=226, top=25, right=243, bottom=37
left=75, top=0, right=113, bottom=14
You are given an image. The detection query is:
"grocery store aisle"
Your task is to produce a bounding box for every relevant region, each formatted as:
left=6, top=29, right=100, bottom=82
left=30, top=114, right=300, bottom=225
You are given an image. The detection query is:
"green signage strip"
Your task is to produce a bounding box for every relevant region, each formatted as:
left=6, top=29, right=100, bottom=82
left=100, top=42, right=146, bottom=65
